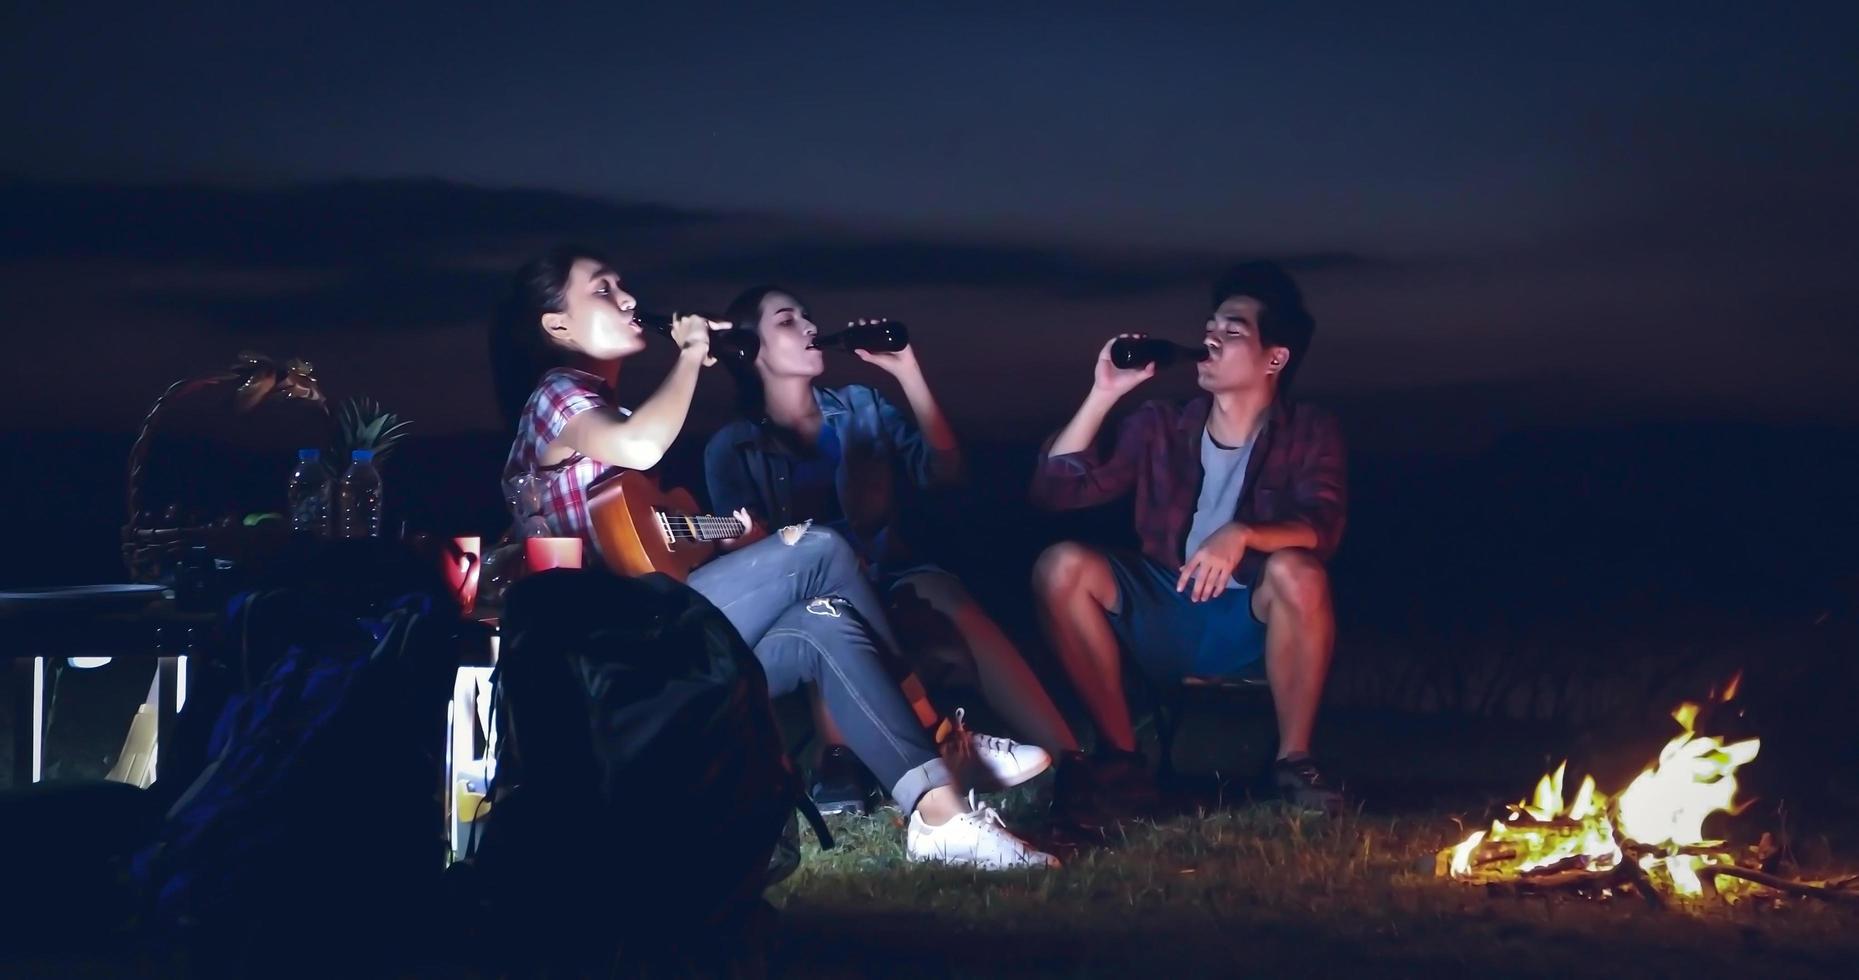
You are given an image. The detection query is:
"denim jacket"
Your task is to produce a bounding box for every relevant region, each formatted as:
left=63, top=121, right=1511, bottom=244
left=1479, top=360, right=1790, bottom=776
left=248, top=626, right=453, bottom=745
left=703, top=384, right=965, bottom=574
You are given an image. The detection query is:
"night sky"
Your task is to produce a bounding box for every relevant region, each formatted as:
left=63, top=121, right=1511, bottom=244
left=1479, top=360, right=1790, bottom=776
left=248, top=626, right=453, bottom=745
left=4, top=2, right=1856, bottom=445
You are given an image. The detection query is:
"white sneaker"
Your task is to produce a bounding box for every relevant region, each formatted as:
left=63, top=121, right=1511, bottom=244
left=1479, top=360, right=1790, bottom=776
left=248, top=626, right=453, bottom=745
left=938, top=708, right=1051, bottom=790
left=907, top=792, right=1061, bottom=869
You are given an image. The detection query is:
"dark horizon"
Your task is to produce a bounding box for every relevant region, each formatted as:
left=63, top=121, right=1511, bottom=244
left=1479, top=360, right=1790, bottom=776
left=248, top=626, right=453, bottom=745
left=4, top=171, right=1858, bottom=448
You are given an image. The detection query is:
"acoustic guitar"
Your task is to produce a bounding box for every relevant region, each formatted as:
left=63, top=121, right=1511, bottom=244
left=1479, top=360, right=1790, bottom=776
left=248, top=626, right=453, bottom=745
left=585, top=469, right=746, bottom=582
left=586, top=469, right=939, bottom=723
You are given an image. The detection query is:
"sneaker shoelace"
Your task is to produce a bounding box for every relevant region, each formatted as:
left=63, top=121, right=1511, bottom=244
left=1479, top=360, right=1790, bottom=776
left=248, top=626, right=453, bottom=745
left=946, top=707, right=1016, bottom=755
left=956, top=791, right=1052, bottom=865
left=971, top=732, right=1018, bottom=755
left=964, top=791, right=1011, bottom=831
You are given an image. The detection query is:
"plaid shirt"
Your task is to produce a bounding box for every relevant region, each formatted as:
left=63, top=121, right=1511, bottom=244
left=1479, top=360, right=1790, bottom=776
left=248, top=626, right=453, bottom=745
left=1030, top=395, right=1347, bottom=584
left=502, top=368, right=628, bottom=540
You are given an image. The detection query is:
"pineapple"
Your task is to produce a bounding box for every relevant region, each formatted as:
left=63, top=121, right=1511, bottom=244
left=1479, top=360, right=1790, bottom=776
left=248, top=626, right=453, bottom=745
left=328, top=396, right=413, bottom=474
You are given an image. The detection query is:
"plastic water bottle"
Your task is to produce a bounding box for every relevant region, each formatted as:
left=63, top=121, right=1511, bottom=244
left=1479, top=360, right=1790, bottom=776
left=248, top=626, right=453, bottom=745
left=337, top=449, right=384, bottom=539
left=287, top=449, right=331, bottom=537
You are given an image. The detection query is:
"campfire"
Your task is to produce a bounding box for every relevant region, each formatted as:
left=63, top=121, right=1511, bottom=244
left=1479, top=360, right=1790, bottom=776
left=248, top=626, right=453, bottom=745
left=1435, top=674, right=1849, bottom=904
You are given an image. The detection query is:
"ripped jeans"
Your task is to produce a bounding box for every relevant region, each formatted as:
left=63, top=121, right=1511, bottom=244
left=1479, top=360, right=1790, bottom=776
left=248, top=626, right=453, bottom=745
left=686, top=527, right=950, bottom=815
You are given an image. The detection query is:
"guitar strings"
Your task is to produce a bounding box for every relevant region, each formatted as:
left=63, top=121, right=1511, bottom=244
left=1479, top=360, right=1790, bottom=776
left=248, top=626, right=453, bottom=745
left=661, top=514, right=747, bottom=541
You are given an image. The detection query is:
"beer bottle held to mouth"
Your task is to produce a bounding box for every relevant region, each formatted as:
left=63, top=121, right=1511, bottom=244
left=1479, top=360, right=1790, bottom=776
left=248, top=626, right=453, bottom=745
left=1110, top=337, right=1210, bottom=370
left=635, top=310, right=761, bottom=362
left=811, top=320, right=909, bottom=353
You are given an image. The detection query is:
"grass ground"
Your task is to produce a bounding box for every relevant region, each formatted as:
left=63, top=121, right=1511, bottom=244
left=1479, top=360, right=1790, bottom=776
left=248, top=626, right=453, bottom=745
left=764, top=707, right=1859, bottom=979
left=773, top=804, right=1857, bottom=978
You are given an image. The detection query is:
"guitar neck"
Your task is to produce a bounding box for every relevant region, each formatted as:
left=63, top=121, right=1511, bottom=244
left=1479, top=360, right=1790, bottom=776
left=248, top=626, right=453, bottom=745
left=662, top=513, right=747, bottom=542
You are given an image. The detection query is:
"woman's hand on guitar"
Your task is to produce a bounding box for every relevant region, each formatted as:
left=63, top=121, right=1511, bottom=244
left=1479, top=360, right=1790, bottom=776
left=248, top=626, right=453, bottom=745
left=717, top=507, right=769, bottom=552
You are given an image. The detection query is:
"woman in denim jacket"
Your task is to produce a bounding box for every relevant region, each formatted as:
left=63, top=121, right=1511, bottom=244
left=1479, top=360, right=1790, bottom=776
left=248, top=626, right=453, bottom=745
left=705, top=286, right=1077, bottom=764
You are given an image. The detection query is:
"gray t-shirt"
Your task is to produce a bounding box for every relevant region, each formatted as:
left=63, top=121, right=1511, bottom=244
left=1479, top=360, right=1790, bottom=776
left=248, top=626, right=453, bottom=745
left=1182, top=426, right=1255, bottom=587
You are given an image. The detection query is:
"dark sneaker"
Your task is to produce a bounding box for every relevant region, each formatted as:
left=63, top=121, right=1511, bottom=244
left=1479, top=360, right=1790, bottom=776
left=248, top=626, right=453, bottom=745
left=809, top=744, right=872, bottom=816
left=1051, top=749, right=1158, bottom=831
left=1271, top=755, right=1344, bottom=816
left=1092, top=749, right=1160, bottom=813
left=1050, top=751, right=1100, bottom=828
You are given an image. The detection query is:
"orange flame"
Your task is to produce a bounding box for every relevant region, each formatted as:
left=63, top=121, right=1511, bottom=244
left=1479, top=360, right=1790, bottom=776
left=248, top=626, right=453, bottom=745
left=1444, top=676, right=1758, bottom=898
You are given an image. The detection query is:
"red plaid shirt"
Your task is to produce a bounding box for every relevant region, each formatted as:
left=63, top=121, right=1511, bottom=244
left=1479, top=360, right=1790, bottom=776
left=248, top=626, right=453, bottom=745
left=502, top=368, right=629, bottom=540
left=1030, top=396, right=1347, bottom=585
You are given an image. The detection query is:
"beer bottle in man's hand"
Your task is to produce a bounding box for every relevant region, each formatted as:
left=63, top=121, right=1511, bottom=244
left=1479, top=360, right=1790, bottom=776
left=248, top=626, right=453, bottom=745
left=1110, top=337, right=1210, bottom=370
left=811, top=320, right=909, bottom=353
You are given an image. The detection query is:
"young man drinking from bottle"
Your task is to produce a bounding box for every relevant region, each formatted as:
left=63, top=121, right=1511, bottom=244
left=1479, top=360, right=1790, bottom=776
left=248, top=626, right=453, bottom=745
left=1029, top=261, right=1347, bottom=825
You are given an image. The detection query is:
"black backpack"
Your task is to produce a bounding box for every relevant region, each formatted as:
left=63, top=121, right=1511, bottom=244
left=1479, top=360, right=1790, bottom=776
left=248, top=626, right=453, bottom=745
left=472, top=569, right=830, bottom=965
left=132, top=559, right=459, bottom=970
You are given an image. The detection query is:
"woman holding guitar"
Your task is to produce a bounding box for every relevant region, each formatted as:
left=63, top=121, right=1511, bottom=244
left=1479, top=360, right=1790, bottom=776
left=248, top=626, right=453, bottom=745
left=705, top=287, right=1080, bottom=765
left=490, top=246, right=1055, bottom=870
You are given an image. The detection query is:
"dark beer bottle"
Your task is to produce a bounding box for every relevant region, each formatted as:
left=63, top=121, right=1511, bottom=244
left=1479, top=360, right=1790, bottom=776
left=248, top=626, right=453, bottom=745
left=810, top=320, right=909, bottom=353
left=1110, top=337, right=1210, bottom=370
left=635, top=310, right=760, bottom=362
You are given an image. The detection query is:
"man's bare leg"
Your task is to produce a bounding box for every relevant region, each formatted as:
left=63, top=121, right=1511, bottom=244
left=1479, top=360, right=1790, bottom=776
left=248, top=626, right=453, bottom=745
left=1032, top=542, right=1135, bottom=753
left=1249, top=548, right=1335, bottom=759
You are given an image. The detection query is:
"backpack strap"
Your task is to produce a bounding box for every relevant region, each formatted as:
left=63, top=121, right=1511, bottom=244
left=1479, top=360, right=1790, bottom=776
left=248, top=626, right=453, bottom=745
left=796, top=794, right=834, bottom=851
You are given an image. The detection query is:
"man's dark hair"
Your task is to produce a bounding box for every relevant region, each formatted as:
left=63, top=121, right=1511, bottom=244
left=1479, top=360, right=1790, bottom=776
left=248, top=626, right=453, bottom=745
left=1211, top=261, right=1316, bottom=393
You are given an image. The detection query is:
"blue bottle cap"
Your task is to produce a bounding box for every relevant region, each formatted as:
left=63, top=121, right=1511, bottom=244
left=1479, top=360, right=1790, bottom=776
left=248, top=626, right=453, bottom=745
left=351, top=449, right=375, bottom=462
left=298, top=448, right=321, bottom=461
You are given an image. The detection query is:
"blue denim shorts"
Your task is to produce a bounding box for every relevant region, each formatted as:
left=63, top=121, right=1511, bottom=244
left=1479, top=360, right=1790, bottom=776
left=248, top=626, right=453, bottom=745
left=1105, top=550, right=1267, bottom=684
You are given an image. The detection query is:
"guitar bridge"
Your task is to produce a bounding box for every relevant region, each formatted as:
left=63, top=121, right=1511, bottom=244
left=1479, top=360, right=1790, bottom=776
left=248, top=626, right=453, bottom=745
left=653, top=510, right=678, bottom=547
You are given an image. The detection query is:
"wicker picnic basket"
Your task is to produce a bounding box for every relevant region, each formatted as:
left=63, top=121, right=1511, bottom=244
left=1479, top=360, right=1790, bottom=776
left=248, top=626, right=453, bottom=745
left=121, top=352, right=333, bottom=583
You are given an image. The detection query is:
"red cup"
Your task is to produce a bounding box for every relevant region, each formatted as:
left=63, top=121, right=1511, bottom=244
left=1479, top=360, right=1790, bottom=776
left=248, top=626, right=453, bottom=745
left=524, top=536, right=584, bottom=573
left=445, top=536, right=481, bottom=612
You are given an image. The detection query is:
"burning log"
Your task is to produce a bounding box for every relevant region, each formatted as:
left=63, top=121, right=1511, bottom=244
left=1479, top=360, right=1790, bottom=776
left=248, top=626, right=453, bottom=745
left=1438, top=675, right=1783, bottom=903
left=1696, top=867, right=1859, bottom=906
left=1487, top=866, right=1620, bottom=895
left=1483, top=864, right=1666, bottom=909
left=1616, top=854, right=1667, bottom=910
left=1439, top=818, right=1615, bottom=883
